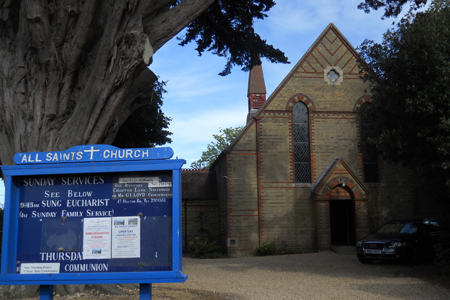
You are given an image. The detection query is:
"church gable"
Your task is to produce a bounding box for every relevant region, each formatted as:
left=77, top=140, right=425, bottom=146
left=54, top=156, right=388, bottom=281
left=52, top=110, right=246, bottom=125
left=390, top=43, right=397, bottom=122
left=311, top=157, right=368, bottom=201
left=259, top=23, right=368, bottom=113
left=293, top=24, right=361, bottom=82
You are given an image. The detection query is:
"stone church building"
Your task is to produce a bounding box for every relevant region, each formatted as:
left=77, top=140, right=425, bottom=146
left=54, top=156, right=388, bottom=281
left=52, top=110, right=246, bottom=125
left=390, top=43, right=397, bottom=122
left=209, top=23, right=417, bottom=256
left=182, top=23, right=443, bottom=256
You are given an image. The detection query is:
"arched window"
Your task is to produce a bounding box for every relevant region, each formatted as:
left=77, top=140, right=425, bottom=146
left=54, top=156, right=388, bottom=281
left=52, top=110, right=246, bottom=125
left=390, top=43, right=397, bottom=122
left=361, top=104, right=379, bottom=182
left=293, top=102, right=311, bottom=183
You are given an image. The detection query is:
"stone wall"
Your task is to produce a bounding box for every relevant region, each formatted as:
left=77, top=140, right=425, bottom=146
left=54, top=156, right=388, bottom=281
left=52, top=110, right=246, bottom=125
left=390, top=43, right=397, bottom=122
left=213, top=24, right=442, bottom=257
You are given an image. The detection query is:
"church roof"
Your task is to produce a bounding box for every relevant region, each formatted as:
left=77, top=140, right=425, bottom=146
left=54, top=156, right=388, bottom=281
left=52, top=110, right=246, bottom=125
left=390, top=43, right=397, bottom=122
left=263, top=23, right=364, bottom=107
left=216, top=23, right=370, bottom=161
left=310, top=157, right=369, bottom=198
left=247, top=64, right=266, bottom=96
left=182, top=169, right=217, bottom=199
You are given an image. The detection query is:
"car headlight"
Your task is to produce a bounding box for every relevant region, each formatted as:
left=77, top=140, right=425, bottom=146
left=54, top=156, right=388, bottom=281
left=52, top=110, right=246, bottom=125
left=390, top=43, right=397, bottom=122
left=356, top=241, right=362, bottom=247
left=388, top=241, right=405, bottom=247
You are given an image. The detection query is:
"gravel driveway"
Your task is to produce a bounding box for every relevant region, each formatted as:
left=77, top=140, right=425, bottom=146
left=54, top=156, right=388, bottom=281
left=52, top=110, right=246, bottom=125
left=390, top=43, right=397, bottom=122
left=19, top=247, right=450, bottom=300
left=157, top=246, right=450, bottom=300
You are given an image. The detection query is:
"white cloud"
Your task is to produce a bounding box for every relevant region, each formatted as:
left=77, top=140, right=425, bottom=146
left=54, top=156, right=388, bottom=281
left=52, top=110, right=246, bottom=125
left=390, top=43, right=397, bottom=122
left=167, top=105, right=248, bottom=166
left=0, top=0, right=429, bottom=202
left=150, top=0, right=405, bottom=167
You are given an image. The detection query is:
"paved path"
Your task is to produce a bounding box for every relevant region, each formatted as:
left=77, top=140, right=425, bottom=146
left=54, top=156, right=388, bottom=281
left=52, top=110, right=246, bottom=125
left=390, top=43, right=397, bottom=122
left=158, top=248, right=450, bottom=300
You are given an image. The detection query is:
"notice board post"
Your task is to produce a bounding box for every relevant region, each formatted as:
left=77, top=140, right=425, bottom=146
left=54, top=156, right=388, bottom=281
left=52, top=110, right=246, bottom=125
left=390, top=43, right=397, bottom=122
left=0, top=145, right=187, bottom=300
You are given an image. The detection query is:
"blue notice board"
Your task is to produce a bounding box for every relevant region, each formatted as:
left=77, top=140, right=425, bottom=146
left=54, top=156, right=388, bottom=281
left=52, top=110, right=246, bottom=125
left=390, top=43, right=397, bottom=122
left=0, top=145, right=187, bottom=285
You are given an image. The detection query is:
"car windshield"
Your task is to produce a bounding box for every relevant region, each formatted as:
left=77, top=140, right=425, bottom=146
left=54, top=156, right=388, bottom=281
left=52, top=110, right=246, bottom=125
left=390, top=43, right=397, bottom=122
left=377, top=221, right=418, bottom=234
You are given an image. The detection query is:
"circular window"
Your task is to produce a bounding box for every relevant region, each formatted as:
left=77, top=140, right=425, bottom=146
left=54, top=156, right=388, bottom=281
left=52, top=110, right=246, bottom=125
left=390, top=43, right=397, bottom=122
left=327, top=69, right=340, bottom=83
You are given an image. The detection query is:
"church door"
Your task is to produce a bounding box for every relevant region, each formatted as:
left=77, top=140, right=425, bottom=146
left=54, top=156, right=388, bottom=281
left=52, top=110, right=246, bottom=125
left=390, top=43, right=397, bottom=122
left=329, top=200, right=355, bottom=245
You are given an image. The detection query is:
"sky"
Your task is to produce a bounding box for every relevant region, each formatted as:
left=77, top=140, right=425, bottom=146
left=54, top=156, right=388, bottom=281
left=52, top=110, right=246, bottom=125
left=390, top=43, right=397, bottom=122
left=150, top=0, right=406, bottom=167
left=0, top=0, right=423, bottom=205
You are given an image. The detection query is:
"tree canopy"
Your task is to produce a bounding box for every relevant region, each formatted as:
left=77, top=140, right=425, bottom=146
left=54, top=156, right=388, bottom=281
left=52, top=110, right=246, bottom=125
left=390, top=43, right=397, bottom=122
left=112, top=79, right=172, bottom=148
left=358, top=0, right=429, bottom=18
left=0, top=0, right=288, bottom=165
left=179, top=0, right=289, bottom=75
left=358, top=0, right=450, bottom=185
left=191, top=126, right=243, bottom=169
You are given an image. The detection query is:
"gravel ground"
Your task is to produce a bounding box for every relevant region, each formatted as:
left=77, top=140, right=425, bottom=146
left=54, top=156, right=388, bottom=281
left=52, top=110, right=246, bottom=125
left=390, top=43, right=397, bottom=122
left=158, top=247, right=450, bottom=300
left=22, top=247, right=450, bottom=300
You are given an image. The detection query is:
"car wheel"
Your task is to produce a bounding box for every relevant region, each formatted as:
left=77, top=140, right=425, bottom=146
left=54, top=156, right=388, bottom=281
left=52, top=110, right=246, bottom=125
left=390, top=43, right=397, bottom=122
left=358, top=258, right=373, bottom=264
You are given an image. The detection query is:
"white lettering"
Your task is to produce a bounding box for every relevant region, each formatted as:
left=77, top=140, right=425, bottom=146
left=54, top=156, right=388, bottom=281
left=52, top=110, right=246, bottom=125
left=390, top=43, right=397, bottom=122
left=61, top=210, right=83, bottom=217
left=41, top=200, right=62, bottom=207
left=76, top=151, right=83, bottom=160
left=61, top=176, right=105, bottom=185
left=40, top=252, right=83, bottom=261
left=86, top=209, right=114, bottom=217
left=67, top=190, right=93, bottom=197
left=66, top=199, right=110, bottom=207
left=23, top=177, right=56, bottom=187
left=126, top=149, right=133, bottom=158
left=31, top=211, right=57, bottom=218
left=64, top=263, right=108, bottom=272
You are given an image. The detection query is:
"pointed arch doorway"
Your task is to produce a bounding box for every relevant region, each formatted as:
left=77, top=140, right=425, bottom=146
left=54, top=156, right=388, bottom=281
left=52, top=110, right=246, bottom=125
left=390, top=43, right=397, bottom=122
left=311, top=158, right=369, bottom=250
left=329, top=187, right=355, bottom=245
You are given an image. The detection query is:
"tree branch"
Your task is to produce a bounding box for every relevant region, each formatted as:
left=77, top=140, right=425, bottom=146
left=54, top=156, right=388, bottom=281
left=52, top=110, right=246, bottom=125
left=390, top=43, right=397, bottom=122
left=143, top=0, right=214, bottom=52
left=142, top=0, right=174, bottom=19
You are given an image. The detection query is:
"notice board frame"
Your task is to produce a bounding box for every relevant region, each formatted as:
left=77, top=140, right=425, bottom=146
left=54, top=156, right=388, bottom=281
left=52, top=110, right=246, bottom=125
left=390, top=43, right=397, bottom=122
left=0, top=150, right=187, bottom=286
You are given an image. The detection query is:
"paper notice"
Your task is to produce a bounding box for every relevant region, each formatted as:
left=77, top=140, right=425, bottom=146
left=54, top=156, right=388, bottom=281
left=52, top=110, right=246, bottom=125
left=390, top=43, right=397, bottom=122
left=20, top=263, right=60, bottom=274
left=112, top=216, right=141, bottom=258
left=83, top=218, right=112, bottom=259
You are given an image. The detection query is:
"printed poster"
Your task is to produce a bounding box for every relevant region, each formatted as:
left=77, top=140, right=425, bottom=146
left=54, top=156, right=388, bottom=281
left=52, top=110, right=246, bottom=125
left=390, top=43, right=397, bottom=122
left=83, top=217, right=112, bottom=259
left=111, top=216, right=141, bottom=258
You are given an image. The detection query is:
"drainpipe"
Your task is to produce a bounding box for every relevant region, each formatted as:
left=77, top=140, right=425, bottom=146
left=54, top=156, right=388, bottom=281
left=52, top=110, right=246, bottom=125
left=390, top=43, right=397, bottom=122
left=255, top=117, right=262, bottom=245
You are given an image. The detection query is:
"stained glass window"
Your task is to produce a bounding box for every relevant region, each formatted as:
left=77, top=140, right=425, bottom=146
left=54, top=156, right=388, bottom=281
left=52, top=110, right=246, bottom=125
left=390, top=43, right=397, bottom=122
left=293, top=102, right=311, bottom=183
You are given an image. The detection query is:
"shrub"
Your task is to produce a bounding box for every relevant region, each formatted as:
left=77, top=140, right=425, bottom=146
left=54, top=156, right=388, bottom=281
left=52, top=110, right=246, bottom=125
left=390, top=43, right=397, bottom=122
left=189, top=233, right=222, bottom=258
left=256, top=242, right=276, bottom=256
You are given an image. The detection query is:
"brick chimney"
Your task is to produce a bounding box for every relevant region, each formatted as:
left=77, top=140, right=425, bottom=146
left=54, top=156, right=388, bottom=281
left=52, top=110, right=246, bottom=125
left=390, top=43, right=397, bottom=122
left=247, top=63, right=266, bottom=123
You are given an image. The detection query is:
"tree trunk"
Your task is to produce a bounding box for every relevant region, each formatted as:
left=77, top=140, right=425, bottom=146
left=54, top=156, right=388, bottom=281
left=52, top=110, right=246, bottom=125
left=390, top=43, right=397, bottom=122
left=0, top=0, right=213, bottom=165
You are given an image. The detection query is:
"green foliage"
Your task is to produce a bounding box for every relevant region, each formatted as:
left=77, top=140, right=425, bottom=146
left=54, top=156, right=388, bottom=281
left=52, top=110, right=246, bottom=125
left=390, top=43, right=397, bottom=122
left=188, top=211, right=223, bottom=258
left=179, top=0, right=289, bottom=75
left=358, top=1, right=450, bottom=189
left=191, top=126, right=243, bottom=169
left=189, top=233, right=223, bottom=258
left=256, top=242, right=276, bottom=256
left=112, top=79, right=172, bottom=148
left=358, top=0, right=429, bottom=18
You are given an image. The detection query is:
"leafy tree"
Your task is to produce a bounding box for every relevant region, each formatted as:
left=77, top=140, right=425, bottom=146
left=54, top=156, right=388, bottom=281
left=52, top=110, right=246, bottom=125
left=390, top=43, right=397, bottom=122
left=179, top=0, right=289, bottom=76
left=358, top=0, right=429, bottom=18
left=0, top=0, right=288, bottom=165
left=358, top=1, right=450, bottom=186
left=191, top=126, right=243, bottom=169
left=112, top=79, right=172, bottom=148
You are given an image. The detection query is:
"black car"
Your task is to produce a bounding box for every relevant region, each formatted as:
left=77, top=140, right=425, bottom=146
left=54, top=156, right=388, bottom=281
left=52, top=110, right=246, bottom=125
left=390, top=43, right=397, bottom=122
left=356, top=218, right=443, bottom=264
